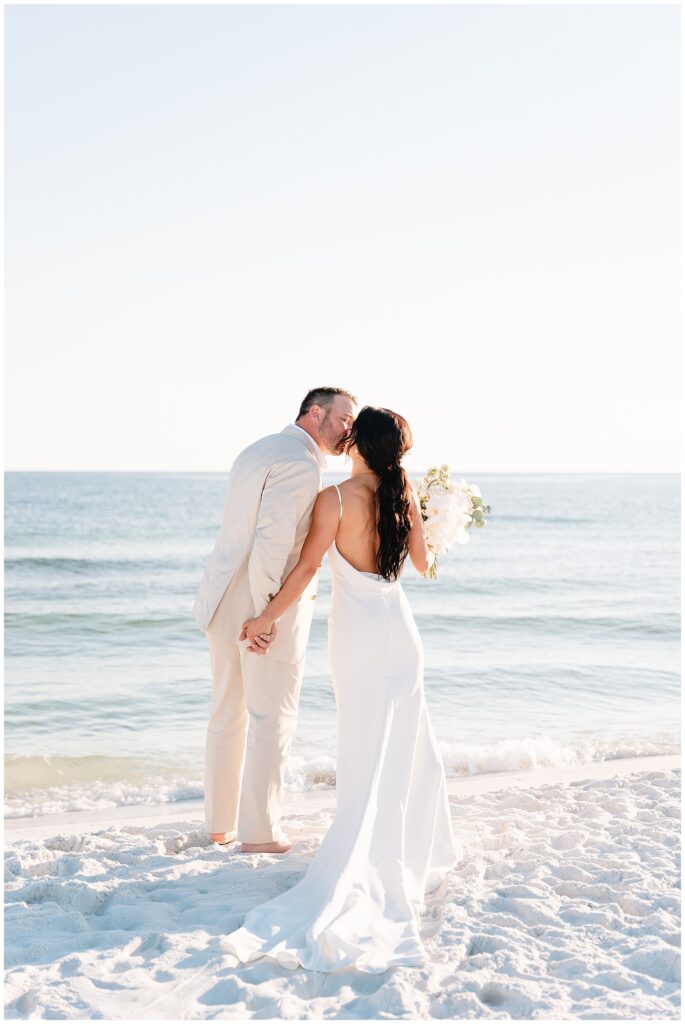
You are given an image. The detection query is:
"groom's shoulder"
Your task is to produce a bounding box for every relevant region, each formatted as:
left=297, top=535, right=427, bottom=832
left=234, top=430, right=316, bottom=471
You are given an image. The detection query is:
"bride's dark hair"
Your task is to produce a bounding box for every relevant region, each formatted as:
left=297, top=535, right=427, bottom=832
left=346, top=406, right=414, bottom=581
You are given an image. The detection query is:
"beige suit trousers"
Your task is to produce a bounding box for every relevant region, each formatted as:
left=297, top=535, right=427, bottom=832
left=204, top=632, right=304, bottom=843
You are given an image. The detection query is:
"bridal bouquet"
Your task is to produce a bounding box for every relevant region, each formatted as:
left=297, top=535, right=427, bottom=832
left=415, top=465, right=491, bottom=579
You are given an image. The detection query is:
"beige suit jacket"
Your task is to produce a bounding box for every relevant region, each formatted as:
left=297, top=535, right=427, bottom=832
left=192, top=424, right=325, bottom=664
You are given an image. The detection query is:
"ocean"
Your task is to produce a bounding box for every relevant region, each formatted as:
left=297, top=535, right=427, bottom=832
left=4, top=471, right=680, bottom=819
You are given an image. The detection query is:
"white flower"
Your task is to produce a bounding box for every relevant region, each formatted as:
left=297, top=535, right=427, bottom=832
left=415, top=467, right=490, bottom=569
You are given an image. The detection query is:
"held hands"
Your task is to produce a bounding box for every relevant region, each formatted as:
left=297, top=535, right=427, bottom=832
left=239, top=616, right=277, bottom=655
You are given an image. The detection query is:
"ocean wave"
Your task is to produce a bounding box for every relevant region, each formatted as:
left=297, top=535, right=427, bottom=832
left=6, top=556, right=162, bottom=571
left=6, top=609, right=678, bottom=642
left=4, top=612, right=198, bottom=634
left=413, top=612, right=680, bottom=638
left=4, top=756, right=203, bottom=819
left=5, top=738, right=680, bottom=819
left=289, top=737, right=682, bottom=787
left=3, top=754, right=333, bottom=818
left=438, top=735, right=681, bottom=776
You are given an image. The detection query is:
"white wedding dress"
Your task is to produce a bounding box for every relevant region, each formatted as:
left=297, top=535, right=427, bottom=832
left=222, top=485, right=459, bottom=973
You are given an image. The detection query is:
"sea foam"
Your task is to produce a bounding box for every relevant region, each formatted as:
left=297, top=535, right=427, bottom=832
left=5, top=736, right=679, bottom=818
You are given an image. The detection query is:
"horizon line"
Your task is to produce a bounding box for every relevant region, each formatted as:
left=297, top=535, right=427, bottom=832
left=3, top=469, right=681, bottom=476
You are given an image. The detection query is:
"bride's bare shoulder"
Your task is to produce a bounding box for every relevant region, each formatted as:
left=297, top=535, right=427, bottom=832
left=317, top=484, right=343, bottom=503
left=338, top=478, right=376, bottom=507
left=339, top=476, right=375, bottom=493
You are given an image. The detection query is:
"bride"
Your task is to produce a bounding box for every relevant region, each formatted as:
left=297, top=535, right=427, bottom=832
left=222, top=406, right=460, bottom=973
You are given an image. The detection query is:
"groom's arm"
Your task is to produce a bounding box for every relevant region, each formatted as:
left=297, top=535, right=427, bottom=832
left=247, top=459, right=321, bottom=619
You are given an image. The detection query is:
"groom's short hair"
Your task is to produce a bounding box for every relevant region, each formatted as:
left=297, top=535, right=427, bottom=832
left=297, top=387, right=357, bottom=419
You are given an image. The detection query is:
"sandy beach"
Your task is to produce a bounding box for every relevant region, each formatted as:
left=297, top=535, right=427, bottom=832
left=4, top=754, right=680, bottom=1020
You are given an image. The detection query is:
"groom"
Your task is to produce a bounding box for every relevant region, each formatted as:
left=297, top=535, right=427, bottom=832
left=193, top=387, right=357, bottom=853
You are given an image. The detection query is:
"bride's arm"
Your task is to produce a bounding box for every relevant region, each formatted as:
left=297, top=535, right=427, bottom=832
left=242, top=486, right=340, bottom=644
left=406, top=488, right=436, bottom=575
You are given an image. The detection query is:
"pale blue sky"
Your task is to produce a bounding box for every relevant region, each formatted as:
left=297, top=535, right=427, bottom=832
left=5, top=3, right=680, bottom=472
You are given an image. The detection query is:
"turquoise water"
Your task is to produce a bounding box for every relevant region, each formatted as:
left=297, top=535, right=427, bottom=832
left=4, top=472, right=680, bottom=817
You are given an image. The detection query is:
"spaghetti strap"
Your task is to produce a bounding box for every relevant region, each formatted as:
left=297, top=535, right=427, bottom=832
left=332, top=483, right=343, bottom=521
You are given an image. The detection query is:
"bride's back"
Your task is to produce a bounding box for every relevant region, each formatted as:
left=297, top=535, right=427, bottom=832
left=335, top=477, right=382, bottom=575
left=331, top=405, right=432, bottom=580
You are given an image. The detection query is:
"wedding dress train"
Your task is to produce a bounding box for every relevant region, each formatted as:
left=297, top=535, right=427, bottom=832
left=222, top=504, right=459, bottom=973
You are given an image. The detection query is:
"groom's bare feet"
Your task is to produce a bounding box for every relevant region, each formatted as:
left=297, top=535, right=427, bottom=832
left=240, top=837, right=292, bottom=854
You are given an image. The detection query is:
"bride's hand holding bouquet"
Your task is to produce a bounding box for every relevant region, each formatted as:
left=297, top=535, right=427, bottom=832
left=416, top=464, right=491, bottom=579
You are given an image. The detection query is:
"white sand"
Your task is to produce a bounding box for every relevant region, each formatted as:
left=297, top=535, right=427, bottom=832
left=4, top=755, right=680, bottom=1020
